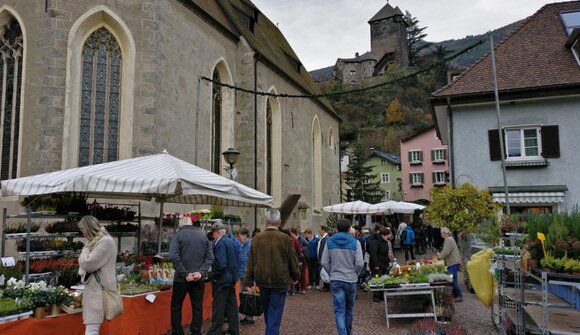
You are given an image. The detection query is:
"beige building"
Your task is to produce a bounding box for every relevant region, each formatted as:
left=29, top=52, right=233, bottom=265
left=0, top=0, right=340, bottom=230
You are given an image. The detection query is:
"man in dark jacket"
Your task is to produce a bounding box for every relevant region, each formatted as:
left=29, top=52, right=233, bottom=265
left=244, top=209, right=300, bottom=335
left=169, top=216, right=214, bottom=335
left=207, top=221, right=240, bottom=335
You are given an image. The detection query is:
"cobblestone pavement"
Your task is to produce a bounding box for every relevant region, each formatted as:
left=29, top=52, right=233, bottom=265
left=175, top=249, right=497, bottom=335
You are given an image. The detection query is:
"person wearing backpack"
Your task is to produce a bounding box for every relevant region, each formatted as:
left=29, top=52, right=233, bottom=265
left=399, top=222, right=415, bottom=262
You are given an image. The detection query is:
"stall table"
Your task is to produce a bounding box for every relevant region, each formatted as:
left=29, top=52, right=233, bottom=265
left=370, top=284, right=446, bottom=328
left=0, top=282, right=228, bottom=335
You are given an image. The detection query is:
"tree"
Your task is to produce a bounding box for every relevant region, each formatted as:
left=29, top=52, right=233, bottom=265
left=426, top=183, right=499, bottom=233
left=344, top=143, right=383, bottom=203
left=405, top=11, right=430, bottom=66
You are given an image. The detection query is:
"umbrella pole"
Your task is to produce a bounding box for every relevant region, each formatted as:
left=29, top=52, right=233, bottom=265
left=158, top=202, right=165, bottom=256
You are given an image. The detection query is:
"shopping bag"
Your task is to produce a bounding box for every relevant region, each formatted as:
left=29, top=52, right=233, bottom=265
left=94, top=272, right=124, bottom=320
left=239, top=291, right=263, bottom=317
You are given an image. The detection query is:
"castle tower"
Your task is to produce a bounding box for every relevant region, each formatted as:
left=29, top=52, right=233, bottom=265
left=368, top=2, right=409, bottom=68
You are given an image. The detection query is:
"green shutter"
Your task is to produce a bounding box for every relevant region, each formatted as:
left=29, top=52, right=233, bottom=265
left=419, top=151, right=423, bottom=162
left=431, top=150, right=435, bottom=161
left=432, top=172, right=436, bottom=183
left=408, top=151, right=412, bottom=163
left=443, top=149, right=447, bottom=160
left=420, top=173, right=424, bottom=184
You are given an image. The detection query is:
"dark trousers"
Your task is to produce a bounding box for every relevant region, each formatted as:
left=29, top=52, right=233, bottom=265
left=171, top=280, right=204, bottom=335
left=403, top=244, right=415, bottom=261
left=448, top=264, right=463, bottom=298
left=259, top=287, right=288, bottom=335
left=207, top=283, right=239, bottom=335
left=308, top=259, right=320, bottom=286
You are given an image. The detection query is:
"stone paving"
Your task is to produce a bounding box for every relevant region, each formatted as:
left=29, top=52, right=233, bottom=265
left=174, top=249, right=498, bottom=335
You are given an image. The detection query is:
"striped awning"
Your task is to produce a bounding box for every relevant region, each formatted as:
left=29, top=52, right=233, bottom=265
left=0, top=151, right=274, bottom=208
left=492, top=192, right=566, bottom=204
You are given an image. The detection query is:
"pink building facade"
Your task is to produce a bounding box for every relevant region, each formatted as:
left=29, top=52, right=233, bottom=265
left=400, top=127, right=449, bottom=202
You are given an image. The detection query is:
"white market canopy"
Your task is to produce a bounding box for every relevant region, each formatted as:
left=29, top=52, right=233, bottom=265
left=323, top=200, right=383, bottom=214
left=374, top=200, right=426, bottom=214
left=1, top=151, right=274, bottom=208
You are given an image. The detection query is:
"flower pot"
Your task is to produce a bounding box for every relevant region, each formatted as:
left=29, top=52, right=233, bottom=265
left=33, top=307, right=46, bottom=319
left=49, top=304, right=61, bottom=316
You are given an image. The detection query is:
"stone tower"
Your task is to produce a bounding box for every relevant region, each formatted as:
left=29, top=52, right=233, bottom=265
left=368, top=2, right=409, bottom=69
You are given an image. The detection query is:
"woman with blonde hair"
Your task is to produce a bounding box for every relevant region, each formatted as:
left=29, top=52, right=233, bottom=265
left=77, top=215, right=118, bottom=335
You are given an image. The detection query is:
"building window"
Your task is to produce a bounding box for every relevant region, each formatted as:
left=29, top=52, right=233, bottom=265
left=0, top=18, right=23, bottom=180
left=409, top=172, right=424, bottom=187
left=211, top=69, right=222, bottom=174
left=381, top=172, right=390, bottom=183
left=380, top=159, right=387, bottom=166
left=384, top=190, right=391, bottom=200
left=432, top=171, right=447, bottom=185
left=431, top=148, right=446, bottom=163
left=78, top=27, right=121, bottom=167
left=349, top=70, right=356, bottom=76
left=505, top=127, right=541, bottom=160
left=408, top=150, right=423, bottom=165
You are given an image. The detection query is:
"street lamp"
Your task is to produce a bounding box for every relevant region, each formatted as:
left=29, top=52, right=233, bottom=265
left=222, top=147, right=240, bottom=179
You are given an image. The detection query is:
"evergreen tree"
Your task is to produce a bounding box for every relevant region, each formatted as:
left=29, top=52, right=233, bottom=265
left=344, top=143, right=383, bottom=203
left=405, top=11, right=430, bottom=66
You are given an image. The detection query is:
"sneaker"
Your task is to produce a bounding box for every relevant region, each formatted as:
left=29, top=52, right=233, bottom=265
left=307, top=285, right=312, bottom=290
left=299, top=290, right=306, bottom=294
left=454, top=297, right=463, bottom=303
left=240, top=318, right=255, bottom=326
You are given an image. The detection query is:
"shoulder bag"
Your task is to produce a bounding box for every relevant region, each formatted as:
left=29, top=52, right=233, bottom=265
left=239, top=291, right=263, bottom=317
left=94, top=272, right=124, bottom=321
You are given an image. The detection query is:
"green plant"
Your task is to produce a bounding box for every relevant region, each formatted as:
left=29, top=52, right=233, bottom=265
left=426, top=183, right=499, bottom=233
left=325, top=213, right=338, bottom=230
left=0, top=298, right=29, bottom=317
left=46, top=286, right=71, bottom=306
left=563, top=258, right=580, bottom=273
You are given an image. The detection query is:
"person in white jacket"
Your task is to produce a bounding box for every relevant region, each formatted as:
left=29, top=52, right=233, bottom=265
left=77, top=216, right=118, bottom=335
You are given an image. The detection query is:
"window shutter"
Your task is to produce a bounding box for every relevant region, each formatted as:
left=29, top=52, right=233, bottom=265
left=488, top=129, right=501, bottom=161
left=431, top=150, right=435, bottom=161
left=541, top=125, right=560, bottom=158
left=409, top=173, right=413, bottom=184
left=432, top=172, right=436, bottom=183
left=419, top=151, right=423, bottom=162
left=420, top=173, right=424, bottom=183
left=443, top=149, right=447, bottom=160
left=408, top=151, right=412, bottom=162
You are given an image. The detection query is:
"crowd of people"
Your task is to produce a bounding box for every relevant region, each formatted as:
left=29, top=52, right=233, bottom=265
left=164, top=210, right=461, bottom=335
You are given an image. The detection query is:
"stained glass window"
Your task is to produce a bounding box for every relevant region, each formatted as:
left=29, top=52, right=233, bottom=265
left=0, top=19, right=23, bottom=181
left=78, top=27, right=121, bottom=166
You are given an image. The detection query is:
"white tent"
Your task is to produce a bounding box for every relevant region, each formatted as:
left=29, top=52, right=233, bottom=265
left=1, top=151, right=274, bottom=255
left=374, top=200, right=426, bottom=214
left=322, top=200, right=383, bottom=214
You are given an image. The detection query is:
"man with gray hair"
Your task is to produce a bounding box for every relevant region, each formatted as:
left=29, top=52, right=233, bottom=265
left=169, top=216, right=213, bottom=335
left=244, top=209, right=300, bottom=335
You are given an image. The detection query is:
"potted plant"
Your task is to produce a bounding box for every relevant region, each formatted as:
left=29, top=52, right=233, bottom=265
left=46, top=286, right=70, bottom=315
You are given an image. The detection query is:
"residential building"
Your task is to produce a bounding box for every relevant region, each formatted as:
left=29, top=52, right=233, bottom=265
left=431, top=1, right=580, bottom=213
left=400, top=127, right=449, bottom=203
left=365, top=149, right=402, bottom=201
left=334, top=2, right=409, bottom=85
left=0, top=0, right=341, bottom=229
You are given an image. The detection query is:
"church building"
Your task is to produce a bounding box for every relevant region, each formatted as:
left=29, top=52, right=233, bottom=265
left=0, top=0, right=340, bottom=229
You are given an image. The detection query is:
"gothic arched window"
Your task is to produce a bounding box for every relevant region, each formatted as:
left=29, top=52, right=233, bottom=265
left=78, top=27, right=121, bottom=167
left=211, top=69, right=222, bottom=174
left=0, top=19, right=23, bottom=181
left=266, top=99, right=272, bottom=195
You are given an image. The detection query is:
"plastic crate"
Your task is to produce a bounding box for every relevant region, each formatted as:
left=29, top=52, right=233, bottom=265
left=548, top=281, right=580, bottom=310
left=499, top=295, right=517, bottom=309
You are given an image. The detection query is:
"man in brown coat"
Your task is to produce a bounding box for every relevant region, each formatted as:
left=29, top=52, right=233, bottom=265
left=244, top=209, right=300, bottom=335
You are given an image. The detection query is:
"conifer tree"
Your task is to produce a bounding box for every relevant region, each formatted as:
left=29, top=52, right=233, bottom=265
left=344, top=143, right=383, bottom=203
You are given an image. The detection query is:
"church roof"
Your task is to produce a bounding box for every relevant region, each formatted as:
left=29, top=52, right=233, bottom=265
left=368, top=3, right=404, bottom=23
left=186, top=0, right=337, bottom=118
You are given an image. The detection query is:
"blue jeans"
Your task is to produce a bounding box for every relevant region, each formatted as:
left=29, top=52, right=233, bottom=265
left=259, top=287, right=288, bottom=335
left=330, top=281, right=357, bottom=335
left=448, top=264, right=463, bottom=298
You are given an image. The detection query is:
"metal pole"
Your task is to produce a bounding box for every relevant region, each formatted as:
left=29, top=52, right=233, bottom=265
left=194, top=76, right=201, bottom=165
left=490, top=35, right=511, bottom=215
left=25, top=207, right=31, bottom=284
left=1, top=208, right=6, bottom=257
left=157, top=201, right=165, bottom=256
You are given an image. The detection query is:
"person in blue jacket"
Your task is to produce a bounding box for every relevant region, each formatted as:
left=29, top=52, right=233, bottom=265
left=400, top=222, right=416, bottom=262
left=304, top=229, right=319, bottom=289
left=207, top=221, right=239, bottom=335
left=234, top=228, right=254, bottom=325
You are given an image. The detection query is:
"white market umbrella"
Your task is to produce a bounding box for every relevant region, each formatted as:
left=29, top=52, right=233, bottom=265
left=322, top=200, right=383, bottom=214
left=375, top=200, right=425, bottom=214
left=1, top=151, right=274, bottom=254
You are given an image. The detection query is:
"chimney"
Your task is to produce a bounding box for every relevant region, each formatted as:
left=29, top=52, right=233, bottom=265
left=355, top=52, right=359, bottom=58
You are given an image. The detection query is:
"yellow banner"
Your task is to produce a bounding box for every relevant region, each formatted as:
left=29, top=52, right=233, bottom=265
left=537, top=232, right=545, bottom=241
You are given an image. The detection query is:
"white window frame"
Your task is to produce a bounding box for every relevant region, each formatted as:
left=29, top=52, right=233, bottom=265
left=432, top=148, right=446, bottom=163
left=409, top=150, right=422, bottom=164
left=410, top=172, right=423, bottom=186
left=381, top=172, right=390, bottom=183
left=380, top=159, right=387, bottom=166
left=383, top=190, right=391, bottom=200
left=504, top=126, right=542, bottom=161
left=433, top=171, right=446, bottom=185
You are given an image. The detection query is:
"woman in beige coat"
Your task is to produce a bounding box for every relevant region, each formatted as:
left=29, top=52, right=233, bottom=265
left=77, top=216, right=118, bottom=335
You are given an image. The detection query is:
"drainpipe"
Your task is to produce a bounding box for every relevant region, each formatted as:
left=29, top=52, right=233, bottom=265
left=446, top=97, right=455, bottom=188
left=254, top=52, right=260, bottom=231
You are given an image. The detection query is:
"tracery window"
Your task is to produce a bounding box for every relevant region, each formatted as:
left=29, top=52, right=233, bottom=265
left=78, top=27, right=121, bottom=167
left=211, top=69, right=222, bottom=174
left=0, top=19, right=23, bottom=181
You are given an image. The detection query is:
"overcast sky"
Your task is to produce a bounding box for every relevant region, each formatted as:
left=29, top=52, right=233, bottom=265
left=252, top=0, right=557, bottom=71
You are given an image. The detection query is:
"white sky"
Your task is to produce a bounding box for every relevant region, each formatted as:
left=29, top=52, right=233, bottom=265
left=251, top=0, right=557, bottom=70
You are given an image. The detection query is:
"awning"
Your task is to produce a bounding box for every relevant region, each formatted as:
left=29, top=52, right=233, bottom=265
left=492, top=192, right=566, bottom=204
